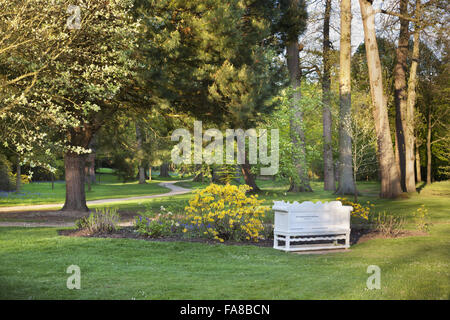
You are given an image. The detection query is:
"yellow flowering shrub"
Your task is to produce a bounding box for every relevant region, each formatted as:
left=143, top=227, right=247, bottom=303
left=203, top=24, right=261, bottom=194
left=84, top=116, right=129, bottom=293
left=336, top=197, right=373, bottom=220
left=185, top=184, right=270, bottom=242
left=9, top=173, right=31, bottom=185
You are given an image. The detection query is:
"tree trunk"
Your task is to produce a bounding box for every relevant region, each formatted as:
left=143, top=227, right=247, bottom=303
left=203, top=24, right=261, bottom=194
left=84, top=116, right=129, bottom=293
left=322, top=0, right=335, bottom=191
left=85, top=152, right=95, bottom=192
left=148, top=167, right=152, bottom=181
left=415, top=138, right=422, bottom=183
left=138, top=167, right=146, bottom=184
left=426, top=105, right=432, bottom=184
left=359, top=0, right=402, bottom=198
left=62, top=123, right=97, bottom=212
left=135, top=122, right=147, bottom=184
left=62, top=152, right=89, bottom=212
left=405, top=0, right=422, bottom=189
left=193, top=172, right=204, bottom=182
left=286, top=39, right=312, bottom=192
left=16, top=158, right=21, bottom=192
left=159, top=162, right=170, bottom=177
left=394, top=0, right=415, bottom=192
left=336, top=0, right=356, bottom=195
left=394, top=129, right=402, bottom=177
left=210, top=166, right=221, bottom=184
left=393, top=0, right=409, bottom=188
left=241, top=163, right=261, bottom=193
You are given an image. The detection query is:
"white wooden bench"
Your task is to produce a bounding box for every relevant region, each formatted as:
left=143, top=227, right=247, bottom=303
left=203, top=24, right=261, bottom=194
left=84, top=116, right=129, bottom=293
left=272, top=201, right=353, bottom=252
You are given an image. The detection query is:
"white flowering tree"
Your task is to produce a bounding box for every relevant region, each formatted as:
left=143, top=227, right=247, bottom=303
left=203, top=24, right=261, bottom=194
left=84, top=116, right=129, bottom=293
left=0, top=0, right=139, bottom=211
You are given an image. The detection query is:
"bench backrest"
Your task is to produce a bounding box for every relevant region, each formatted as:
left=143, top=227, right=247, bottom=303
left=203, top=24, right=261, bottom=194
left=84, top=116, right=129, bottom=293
left=273, top=201, right=353, bottom=233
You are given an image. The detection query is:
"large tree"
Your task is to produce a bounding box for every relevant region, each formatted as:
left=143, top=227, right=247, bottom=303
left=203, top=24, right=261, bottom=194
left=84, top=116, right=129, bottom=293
left=1, top=0, right=139, bottom=211
left=393, top=0, right=416, bottom=193
left=135, top=0, right=285, bottom=192
left=322, top=0, right=335, bottom=191
left=359, top=0, right=403, bottom=198
left=0, top=0, right=79, bottom=114
left=279, top=0, right=311, bottom=192
left=336, top=0, right=356, bottom=195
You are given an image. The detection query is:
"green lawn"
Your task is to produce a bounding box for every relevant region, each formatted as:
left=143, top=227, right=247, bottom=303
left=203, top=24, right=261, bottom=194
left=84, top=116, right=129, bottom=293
left=0, top=180, right=449, bottom=299
left=0, top=222, right=448, bottom=299
left=0, top=173, right=176, bottom=207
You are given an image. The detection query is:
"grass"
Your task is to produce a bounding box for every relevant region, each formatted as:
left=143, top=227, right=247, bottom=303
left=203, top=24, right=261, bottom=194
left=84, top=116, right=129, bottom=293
left=0, top=173, right=181, bottom=207
left=0, top=221, right=448, bottom=299
left=0, top=174, right=449, bottom=299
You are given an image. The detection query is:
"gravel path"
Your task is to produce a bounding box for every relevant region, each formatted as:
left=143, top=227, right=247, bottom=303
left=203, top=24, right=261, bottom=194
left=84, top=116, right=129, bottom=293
left=0, top=181, right=191, bottom=227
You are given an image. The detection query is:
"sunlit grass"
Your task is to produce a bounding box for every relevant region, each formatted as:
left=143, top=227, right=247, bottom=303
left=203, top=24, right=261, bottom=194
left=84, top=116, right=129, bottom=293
left=0, top=179, right=448, bottom=299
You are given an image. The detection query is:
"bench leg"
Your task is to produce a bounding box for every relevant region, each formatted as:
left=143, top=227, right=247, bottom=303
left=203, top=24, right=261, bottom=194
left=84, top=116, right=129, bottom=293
left=273, top=235, right=278, bottom=249
left=285, top=236, right=290, bottom=251
left=345, top=232, right=350, bottom=248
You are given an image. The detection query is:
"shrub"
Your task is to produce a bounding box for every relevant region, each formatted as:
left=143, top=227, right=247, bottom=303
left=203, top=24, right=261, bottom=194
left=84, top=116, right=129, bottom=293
left=336, top=197, right=372, bottom=220
left=185, top=184, right=270, bottom=242
left=413, top=205, right=432, bottom=233
left=134, top=208, right=187, bottom=238
left=12, top=174, right=31, bottom=185
left=75, top=208, right=120, bottom=234
left=371, top=211, right=405, bottom=237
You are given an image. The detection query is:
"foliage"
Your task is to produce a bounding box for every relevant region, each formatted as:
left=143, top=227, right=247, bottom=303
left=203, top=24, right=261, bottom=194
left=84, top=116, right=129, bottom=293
left=413, top=205, right=432, bottom=233
left=213, top=165, right=239, bottom=185
left=134, top=0, right=286, bottom=129
left=371, top=211, right=405, bottom=237
left=350, top=94, right=378, bottom=181
left=336, top=197, right=372, bottom=221
left=259, top=83, right=322, bottom=186
left=134, top=206, right=187, bottom=238
left=0, top=154, right=15, bottom=191
left=1, top=0, right=139, bottom=165
left=75, top=208, right=120, bottom=234
left=185, top=184, right=270, bottom=242
left=11, top=174, right=30, bottom=185
left=276, top=0, right=308, bottom=44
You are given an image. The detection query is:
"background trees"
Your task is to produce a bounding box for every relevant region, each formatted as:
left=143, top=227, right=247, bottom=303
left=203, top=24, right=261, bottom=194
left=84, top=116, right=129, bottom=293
left=0, top=0, right=448, bottom=206
left=1, top=0, right=140, bottom=210
left=279, top=0, right=312, bottom=192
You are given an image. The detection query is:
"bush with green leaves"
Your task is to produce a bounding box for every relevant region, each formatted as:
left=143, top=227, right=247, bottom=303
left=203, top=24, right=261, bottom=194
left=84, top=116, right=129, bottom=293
left=75, top=208, right=120, bottom=234
left=134, top=206, right=188, bottom=238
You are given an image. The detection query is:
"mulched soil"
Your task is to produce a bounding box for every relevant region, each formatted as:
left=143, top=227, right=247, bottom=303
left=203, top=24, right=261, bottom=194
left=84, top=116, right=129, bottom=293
left=58, top=227, right=276, bottom=247
left=58, top=225, right=427, bottom=248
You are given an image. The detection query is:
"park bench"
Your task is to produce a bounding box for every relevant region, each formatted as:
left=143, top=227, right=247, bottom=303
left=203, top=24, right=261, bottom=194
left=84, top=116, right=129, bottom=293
left=272, top=200, right=353, bottom=252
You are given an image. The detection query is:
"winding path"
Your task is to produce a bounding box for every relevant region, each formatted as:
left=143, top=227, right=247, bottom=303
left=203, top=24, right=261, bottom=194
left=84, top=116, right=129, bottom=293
left=0, top=181, right=191, bottom=227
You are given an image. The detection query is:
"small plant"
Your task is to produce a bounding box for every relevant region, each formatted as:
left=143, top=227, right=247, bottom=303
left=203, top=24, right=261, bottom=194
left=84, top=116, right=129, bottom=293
left=371, top=211, right=405, bottom=237
left=75, top=208, right=120, bottom=234
left=413, top=205, right=432, bottom=233
left=134, top=207, right=187, bottom=238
